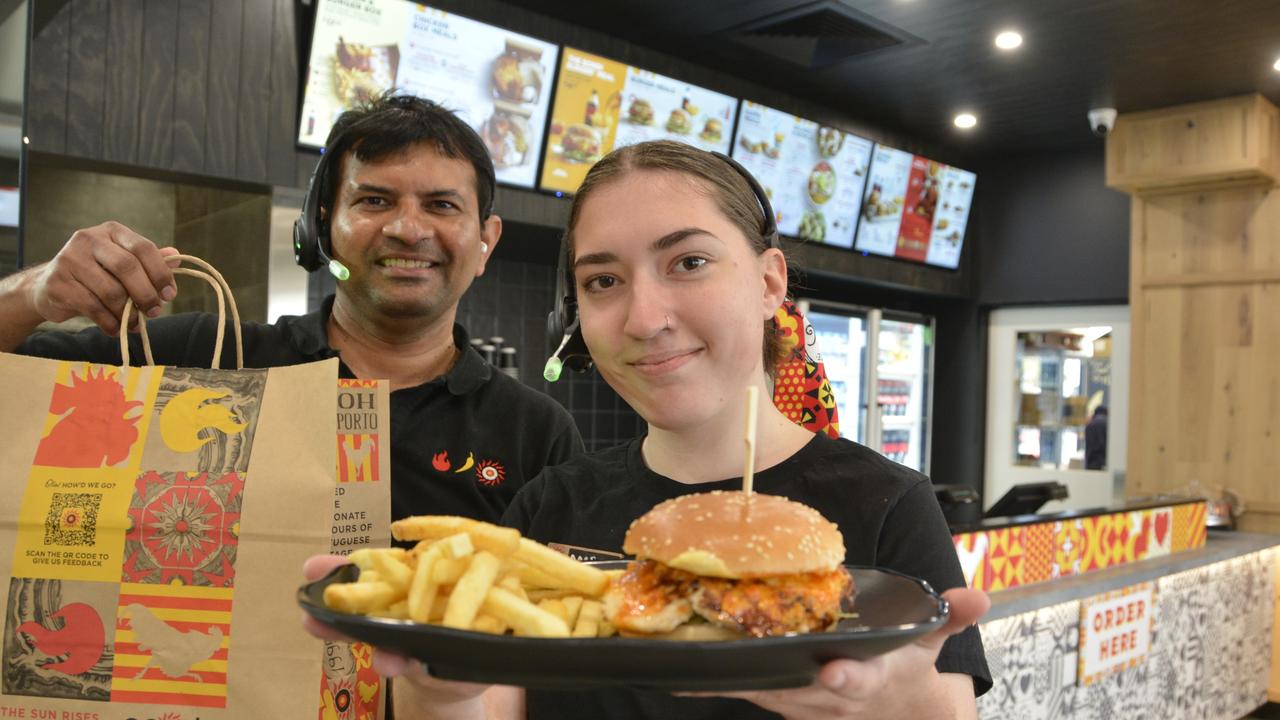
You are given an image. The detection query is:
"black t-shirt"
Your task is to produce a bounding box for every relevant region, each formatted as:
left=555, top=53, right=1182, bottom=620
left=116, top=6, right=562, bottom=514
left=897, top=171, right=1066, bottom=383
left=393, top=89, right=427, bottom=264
left=502, top=433, right=991, bottom=720
left=16, top=296, right=584, bottom=524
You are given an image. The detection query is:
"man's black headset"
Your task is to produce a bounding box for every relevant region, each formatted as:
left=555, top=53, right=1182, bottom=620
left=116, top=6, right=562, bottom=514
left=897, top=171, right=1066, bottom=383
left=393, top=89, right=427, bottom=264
left=543, top=151, right=780, bottom=381
left=293, top=144, right=351, bottom=281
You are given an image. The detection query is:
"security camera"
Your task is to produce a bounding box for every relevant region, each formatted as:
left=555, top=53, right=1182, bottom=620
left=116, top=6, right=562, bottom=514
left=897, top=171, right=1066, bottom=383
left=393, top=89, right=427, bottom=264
left=1088, top=108, right=1117, bottom=137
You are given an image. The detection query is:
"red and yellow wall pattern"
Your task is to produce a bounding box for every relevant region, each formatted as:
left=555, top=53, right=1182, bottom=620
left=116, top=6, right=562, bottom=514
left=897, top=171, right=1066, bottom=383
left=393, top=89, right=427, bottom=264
left=953, top=502, right=1207, bottom=593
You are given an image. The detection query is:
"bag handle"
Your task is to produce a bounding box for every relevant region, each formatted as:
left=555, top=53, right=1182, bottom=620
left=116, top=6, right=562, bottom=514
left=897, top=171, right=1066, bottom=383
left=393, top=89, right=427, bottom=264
left=119, top=254, right=245, bottom=370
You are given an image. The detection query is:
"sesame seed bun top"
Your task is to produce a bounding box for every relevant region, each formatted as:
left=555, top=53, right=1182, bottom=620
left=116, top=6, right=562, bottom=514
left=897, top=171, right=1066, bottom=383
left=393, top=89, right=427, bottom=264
left=622, top=490, right=846, bottom=579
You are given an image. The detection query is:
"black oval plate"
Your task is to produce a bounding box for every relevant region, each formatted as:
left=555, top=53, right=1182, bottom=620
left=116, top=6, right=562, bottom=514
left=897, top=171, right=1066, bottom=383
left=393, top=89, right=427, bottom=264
left=298, top=561, right=947, bottom=691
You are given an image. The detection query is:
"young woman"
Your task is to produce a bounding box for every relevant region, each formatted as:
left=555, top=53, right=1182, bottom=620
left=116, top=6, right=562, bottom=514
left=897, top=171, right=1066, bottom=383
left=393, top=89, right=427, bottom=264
left=305, top=140, right=990, bottom=720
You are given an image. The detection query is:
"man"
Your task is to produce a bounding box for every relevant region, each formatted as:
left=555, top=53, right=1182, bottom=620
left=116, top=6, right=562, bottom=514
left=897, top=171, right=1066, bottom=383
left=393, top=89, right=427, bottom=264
left=1085, top=405, right=1107, bottom=470
left=0, top=94, right=582, bottom=524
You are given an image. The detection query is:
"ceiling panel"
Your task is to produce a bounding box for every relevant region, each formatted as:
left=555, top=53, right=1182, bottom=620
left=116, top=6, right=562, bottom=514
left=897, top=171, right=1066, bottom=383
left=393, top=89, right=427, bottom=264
left=505, top=0, right=1280, bottom=158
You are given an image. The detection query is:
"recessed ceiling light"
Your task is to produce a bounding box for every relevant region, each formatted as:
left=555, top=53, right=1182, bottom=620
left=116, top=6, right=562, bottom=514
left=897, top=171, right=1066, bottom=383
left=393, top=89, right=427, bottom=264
left=995, top=30, right=1023, bottom=50
left=1274, top=56, right=1280, bottom=72
left=954, top=113, right=978, bottom=129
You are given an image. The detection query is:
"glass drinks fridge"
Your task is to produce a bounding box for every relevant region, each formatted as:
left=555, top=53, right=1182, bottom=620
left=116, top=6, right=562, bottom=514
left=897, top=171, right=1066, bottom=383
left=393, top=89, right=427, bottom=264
left=799, top=301, right=934, bottom=473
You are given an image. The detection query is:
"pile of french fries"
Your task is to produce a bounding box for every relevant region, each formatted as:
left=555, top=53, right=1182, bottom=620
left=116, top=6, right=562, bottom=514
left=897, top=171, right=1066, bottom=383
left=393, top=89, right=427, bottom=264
left=323, top=516, right=617, bottom=638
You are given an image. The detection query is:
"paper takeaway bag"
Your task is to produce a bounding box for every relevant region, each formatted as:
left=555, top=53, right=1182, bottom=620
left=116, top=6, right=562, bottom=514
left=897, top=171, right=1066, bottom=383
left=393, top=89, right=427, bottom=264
left=319, top=379, right=391, bottom=720
left=0, top=256, right=338, bottom=719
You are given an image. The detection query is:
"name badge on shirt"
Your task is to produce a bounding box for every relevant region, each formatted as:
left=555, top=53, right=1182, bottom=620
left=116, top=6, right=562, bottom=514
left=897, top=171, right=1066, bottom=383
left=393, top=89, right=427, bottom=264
left=549, top=543, right=625, bottom=563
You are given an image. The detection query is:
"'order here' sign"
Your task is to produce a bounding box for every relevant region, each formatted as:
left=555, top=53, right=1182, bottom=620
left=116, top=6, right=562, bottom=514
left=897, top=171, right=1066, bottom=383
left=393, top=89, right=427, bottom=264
left=1078, top=583, right=1155, bottom=686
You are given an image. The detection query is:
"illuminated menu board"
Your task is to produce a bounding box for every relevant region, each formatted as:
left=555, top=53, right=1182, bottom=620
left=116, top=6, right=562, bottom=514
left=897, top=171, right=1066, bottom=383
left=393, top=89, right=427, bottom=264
left=853, top=144, right=976, bottom=269
left=730, top=101, right=872, bottom=248
left=299, top=0, right=558, bottom=189
left=539, top=47, right=737, bottom=194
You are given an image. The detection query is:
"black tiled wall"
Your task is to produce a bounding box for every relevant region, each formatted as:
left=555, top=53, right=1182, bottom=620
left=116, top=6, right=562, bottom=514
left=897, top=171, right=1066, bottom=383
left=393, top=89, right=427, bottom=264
left=309, top=256, right=646, bottom=452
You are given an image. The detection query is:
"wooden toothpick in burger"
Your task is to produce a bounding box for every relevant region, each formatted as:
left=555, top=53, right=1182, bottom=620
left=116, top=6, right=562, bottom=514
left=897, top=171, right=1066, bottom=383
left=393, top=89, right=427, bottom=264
left=742, top=386, right=758, bottom=516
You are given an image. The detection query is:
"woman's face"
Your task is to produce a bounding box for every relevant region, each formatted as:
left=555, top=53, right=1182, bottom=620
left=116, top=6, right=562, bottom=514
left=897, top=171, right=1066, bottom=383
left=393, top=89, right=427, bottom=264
left=571, top=170, right=787, bottom=433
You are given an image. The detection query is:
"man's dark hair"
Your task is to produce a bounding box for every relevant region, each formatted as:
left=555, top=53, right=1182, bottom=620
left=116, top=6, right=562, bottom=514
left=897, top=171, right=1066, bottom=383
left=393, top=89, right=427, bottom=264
left=321, top=93, right=496, bottom=221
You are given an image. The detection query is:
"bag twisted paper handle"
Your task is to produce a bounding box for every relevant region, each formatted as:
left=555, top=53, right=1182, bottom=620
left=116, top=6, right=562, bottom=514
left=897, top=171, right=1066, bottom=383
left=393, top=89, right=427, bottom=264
left=119, top=254, right=244, bottom=370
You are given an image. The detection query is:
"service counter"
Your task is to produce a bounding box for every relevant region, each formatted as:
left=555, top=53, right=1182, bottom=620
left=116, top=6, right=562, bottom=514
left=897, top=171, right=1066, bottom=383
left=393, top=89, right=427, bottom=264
left=954, top=499, right=1280, bottom=719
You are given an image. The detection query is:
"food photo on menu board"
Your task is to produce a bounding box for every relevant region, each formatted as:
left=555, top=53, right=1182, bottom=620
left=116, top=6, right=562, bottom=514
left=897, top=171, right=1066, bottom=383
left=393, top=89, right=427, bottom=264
left=853, top=144, right=976, bottom=269
left=539, top=47, right=737, bottom=194
left=730, top=101, right=872, bottom=248
left=298, top=0, right=558, bottom=189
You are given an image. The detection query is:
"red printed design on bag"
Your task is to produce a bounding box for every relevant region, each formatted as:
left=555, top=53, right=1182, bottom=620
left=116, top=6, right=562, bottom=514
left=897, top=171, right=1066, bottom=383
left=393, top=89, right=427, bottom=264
left=3, top=578, right=118, bottom=701
left=121, top=471, right=243, bottom=587
left=338, top=434, right=380, bottom=483
left=16, top=602, right=107, bottom=676
left=319, top=642, right=382, bottom=720
left=35, top=366, right=143, bottom=468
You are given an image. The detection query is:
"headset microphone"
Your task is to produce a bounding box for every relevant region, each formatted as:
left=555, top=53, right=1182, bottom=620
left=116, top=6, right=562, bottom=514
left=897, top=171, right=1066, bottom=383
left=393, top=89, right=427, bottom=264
left=542, top=149, right=778, bottom=382
left=328, top=259, right=350, bottom=281
left=293, top=147, right=351, bottom=281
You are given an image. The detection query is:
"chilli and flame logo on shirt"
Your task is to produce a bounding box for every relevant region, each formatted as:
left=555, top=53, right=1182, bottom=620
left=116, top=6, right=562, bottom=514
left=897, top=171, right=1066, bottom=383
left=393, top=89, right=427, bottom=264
left=431, top=450, right=506, bottom=487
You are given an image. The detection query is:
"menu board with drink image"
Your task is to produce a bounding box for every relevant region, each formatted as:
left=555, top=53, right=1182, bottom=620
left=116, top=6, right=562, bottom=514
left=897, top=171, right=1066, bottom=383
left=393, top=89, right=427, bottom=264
left=853, top=143, right=977, bottom=269
left=299, top=0, right=558, bottom=189
left=730, top=101, right=872, bottom=248
left=539, top=47, right=737, bottom=194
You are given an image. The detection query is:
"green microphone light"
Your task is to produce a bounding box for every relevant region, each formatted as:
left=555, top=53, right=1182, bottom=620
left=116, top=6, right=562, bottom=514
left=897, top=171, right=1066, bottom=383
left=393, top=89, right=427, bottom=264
left=543, top=356, right=563, bottom=382
left=328, top=259, right=350, bottom=281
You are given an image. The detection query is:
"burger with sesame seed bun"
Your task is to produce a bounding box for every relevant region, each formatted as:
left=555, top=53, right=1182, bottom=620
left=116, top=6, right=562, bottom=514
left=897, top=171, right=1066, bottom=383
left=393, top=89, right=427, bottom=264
left=604, top=490, right=854, bottom=639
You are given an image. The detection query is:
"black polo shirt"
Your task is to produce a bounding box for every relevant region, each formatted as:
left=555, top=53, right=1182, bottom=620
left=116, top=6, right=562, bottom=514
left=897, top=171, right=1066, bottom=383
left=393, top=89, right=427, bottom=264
left=16, top=296, right=584, bottom=524
left=504, top=433, right=990, bottom=719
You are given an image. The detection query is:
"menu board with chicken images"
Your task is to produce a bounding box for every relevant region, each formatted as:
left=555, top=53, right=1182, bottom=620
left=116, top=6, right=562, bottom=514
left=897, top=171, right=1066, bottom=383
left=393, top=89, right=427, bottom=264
left=730, top=102, right=873, bottom=248
left=853, top=144, right=977, bottom=269
left=539, top=47, right=737, bottom=194
left=299, top=0, right=558, bottom=189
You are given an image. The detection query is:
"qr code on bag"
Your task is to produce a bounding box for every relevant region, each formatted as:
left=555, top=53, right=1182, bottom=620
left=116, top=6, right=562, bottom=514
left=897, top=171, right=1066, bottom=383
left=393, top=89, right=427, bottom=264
left=44, top=492, right=101, bottom=547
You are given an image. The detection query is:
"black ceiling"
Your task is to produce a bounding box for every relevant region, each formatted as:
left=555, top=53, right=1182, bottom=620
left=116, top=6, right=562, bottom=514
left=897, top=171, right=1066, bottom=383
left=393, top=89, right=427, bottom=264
left=505, top=0, right=1280, bottom=160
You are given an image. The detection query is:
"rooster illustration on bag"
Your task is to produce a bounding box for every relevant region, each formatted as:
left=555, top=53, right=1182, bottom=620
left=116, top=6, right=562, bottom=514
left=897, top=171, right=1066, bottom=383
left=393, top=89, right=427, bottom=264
left=121, top=604, right=223, bottom=680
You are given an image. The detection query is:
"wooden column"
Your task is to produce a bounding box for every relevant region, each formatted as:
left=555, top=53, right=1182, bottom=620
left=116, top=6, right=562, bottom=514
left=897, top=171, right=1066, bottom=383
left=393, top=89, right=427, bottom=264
left=1108, top=94, right=1280, bottom=535
left=1110, top=94, right=1280, bottom=700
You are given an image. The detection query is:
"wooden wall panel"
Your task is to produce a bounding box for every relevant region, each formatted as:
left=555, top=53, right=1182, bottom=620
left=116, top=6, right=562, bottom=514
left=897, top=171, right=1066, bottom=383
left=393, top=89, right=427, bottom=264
left=204, top=0, right=243, bottom=178
left=1133, top=284, right=1278, bottom=492
left=234, top=0, right=272, bottom=183
left=1129, top=288, right=1180, bottom=496
left=1141, top=186, right=1280, bottom=280
left=1127, top=175, right=1280, bottom=527
left=102, top=0, right=144, bottom=165
left=172, top=0, right=211, bottom=174
left=138, top=0, right=177, bottom=168
left=266, top=0, right=299, bottom=187
left=27, top=1, right=71, bottom=154
left=1249, top=282, right=1280, bottom=508
left=66, top=0, right=106, bottom=158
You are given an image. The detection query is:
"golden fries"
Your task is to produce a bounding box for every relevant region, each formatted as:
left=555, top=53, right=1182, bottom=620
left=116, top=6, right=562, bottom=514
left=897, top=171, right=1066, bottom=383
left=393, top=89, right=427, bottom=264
left=391, top=516, right=520, bottom=556
left=572, top=599, right=603, bottom=638
left=322, top=516, right=617, bottom=639
left=443, top=551, right=501, bottom=629
left=324, top=581, right=398, bottom=615
left=483, top=587, right=570, bottom=638
left=513, top=538, right=609, bottom=596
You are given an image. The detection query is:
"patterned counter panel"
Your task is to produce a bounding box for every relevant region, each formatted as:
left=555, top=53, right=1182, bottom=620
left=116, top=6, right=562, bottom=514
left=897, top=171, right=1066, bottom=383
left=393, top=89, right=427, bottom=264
left=977, top=549, right=1274, bottom=719
left=953, top=502, right=1207, bottom=593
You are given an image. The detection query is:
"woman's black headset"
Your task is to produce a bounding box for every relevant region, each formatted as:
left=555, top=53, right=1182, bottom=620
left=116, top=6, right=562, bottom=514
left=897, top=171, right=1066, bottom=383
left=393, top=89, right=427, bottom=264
left=542, top=151, right=780, bottom=381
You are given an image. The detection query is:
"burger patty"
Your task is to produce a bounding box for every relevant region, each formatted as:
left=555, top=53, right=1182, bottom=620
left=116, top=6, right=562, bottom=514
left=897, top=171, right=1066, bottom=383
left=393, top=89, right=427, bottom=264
left=606, top=560, right=853, bottom=637
left=692, top=567, right=853, bottom=637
